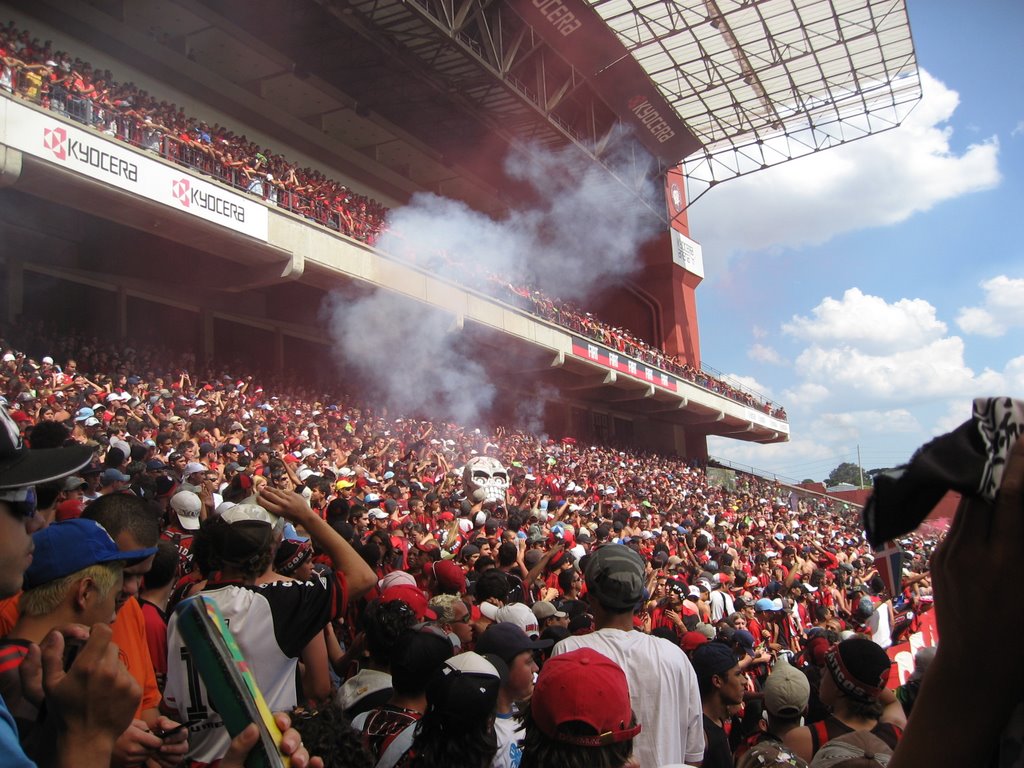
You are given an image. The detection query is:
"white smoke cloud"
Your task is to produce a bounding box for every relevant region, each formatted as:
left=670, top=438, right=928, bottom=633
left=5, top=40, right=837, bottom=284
left=321, top=290, right=496, bottom=426
left=378, top=137, right=662, bottom=300
left=323, top=136, right=662, bottom=426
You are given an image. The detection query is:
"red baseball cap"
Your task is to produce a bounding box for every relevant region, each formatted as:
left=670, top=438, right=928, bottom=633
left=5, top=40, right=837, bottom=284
left=429, top=560, right=466, bottom=594
left=530, top=648, right=641, bottom=746
left=381, top=584, right=436, bottom=621
left=681, top=631, right=710, bottom=653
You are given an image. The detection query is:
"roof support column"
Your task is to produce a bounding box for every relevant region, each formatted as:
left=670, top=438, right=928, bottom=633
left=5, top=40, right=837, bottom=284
left=116, top=286, right=128, bottom=340
left=274, top=327, right=285, bottom=374
left=202, top=309, right=215, bottom=367
left=5, top=257, right=23, bottom=324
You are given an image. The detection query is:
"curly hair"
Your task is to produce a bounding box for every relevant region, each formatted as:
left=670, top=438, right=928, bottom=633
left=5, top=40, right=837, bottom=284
left=289, top=703, right=373, bottom=768
left=408, top=705, right=497, bottom=768
left=363, top=598, right=418, bottom=667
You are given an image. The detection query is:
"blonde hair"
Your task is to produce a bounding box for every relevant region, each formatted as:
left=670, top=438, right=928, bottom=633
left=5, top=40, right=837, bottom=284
left=21, top=562, right=123, bottom=617
left=428, top=593, right=464, bottom=624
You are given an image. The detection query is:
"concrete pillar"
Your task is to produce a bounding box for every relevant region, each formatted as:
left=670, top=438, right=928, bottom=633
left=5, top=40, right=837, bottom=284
left=274, top=328, right=285, bottom=374
left=117, top=286, right=128, bottom=339
left=6, top=258, right=23, bottom=323
left=202, top=310, right=215, bottom=365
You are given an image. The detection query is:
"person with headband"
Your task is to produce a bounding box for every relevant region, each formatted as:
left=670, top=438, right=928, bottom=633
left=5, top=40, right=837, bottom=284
left=783, top=638, right=905, bottom=762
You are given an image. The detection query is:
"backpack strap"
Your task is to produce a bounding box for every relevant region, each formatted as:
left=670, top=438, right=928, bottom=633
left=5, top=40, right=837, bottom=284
left=351, top=711, right=369, bottom=731
left=810, top=720, right=830, bottom=753
left=376, top=720, right=417, bottom=768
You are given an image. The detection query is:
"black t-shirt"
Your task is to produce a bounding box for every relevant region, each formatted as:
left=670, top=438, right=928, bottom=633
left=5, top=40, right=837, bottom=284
left=702, top=713, right=735, bottom=768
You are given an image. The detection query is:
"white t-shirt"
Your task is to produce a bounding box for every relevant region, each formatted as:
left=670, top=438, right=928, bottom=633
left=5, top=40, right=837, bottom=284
left=552, top=628, right=705, bottom=767
left=492, top=708, right=524, bottom=768
left=710, top=589, right=735, bottom=622
left=164, top=574, right=343, bottom=765
left=866, top=601, right=893, bottom=649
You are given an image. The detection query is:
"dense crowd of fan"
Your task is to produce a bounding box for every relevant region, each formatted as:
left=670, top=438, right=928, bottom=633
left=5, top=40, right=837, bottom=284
left=0, top=316, right=945, bottom=767
left=0, top=20, right=785, bottom=422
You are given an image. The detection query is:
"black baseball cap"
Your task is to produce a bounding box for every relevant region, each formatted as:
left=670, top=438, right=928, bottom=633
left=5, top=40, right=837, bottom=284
left=476, top=622, right=552, bottom=665
left=0, top=405, right=93, bottom=490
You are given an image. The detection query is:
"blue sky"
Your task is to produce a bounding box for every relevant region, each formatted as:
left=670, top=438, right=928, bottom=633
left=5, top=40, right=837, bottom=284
left=690, top=0, right=1024, bottom=482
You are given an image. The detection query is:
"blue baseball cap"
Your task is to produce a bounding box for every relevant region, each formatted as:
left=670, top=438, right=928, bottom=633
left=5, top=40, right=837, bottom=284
left=100, top=468, right=130, bottom=484
left=24, top=519, right=157, bottom=590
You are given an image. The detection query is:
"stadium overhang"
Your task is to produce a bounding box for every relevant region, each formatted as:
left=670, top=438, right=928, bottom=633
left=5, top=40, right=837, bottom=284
left=580, top=0, right=921, bottom=207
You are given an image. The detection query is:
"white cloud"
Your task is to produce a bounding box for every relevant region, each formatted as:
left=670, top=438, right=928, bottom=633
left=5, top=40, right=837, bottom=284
left=748, top=343, right=784, bottom=365
left=793, top=337, right=1003, bottom=401
left=1005, top=356, right=1024, bottom=392
left=752, top=325, right=769, bottom=340
left=931, top=400, right=974, bottom=437
left=687, top=69, right=1000, bottom=261
left=1013, top=120, right=1024, bottom=138
left=956, top=307, right=1002, bottom=337
left=811, top=409, right=921, bottom=440
left=780, top=289, right=1006, bottom=402
left=783, top=288, right=946, bottom=354
left=723, top=373, right=772, bottom=399
left=956, top=275, right=1024, bottom=336
left=781, top=381, right=830, bottom=405
left=706, top=435, right=840, bottom=481
left=737, top=284, right=1022, bottom=471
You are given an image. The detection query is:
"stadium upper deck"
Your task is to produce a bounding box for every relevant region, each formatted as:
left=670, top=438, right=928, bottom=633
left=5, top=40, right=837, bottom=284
left=0, top=0, right=918, bottom=459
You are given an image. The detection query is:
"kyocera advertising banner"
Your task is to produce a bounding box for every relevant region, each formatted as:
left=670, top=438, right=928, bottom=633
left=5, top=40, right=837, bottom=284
left=508, top=0, right=700, bottom=164
left=1, top=98, right=269, bottom=241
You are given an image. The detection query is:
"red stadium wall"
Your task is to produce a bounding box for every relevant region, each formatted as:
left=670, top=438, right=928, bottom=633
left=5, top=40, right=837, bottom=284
left=619, top=167, right=703, bottom=368
left=625, top=233, right=702, bottom=368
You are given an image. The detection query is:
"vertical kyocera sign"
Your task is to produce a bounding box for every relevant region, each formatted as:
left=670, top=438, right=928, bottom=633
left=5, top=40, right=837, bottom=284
left=510, top=0, right=701, bottom=164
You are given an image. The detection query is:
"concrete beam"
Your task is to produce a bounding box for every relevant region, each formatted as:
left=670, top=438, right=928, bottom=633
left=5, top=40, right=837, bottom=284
left=0, top=144, right=23, bottom=188
left=606, top=384, right=656, bottom=402
left=682, top=411, right=726, bottom=425
left=565, top=371, right=616, bottom=390
left=646, top=398, right=690, bottom=413
left=222, top=251, right=304, bottom=292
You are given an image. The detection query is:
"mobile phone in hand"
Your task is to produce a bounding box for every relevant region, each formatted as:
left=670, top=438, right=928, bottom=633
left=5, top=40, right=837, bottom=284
left=152, top=720, right=196, bottom=739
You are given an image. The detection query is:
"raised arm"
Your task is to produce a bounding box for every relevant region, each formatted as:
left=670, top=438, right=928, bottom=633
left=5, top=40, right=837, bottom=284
left=258, top=486, right=376, bottom=599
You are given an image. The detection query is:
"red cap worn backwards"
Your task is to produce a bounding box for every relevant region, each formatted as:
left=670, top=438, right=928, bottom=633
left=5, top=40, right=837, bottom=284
left=381, top=584, right=437, bottom=621
left=531, top=648, right=641, bottom=747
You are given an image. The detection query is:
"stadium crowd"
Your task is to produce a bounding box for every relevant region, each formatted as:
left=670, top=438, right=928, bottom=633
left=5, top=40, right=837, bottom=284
left=0, top=20, right=785, bottom=422
left=3, top=317, right=1008, bottom=768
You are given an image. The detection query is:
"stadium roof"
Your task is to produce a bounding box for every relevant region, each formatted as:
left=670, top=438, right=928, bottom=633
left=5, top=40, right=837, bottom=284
left=585, top=0, right=921, bottom=205
left=48, top=0, right=920, bottom=218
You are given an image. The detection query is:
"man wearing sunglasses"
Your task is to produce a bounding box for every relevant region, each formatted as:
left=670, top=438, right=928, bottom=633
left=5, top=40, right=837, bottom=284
left=0, top=403, right=141, bottom=766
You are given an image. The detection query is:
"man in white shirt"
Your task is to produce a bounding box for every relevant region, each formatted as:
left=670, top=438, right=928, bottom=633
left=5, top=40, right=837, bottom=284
left=552, top=544, right=705, bottom=767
